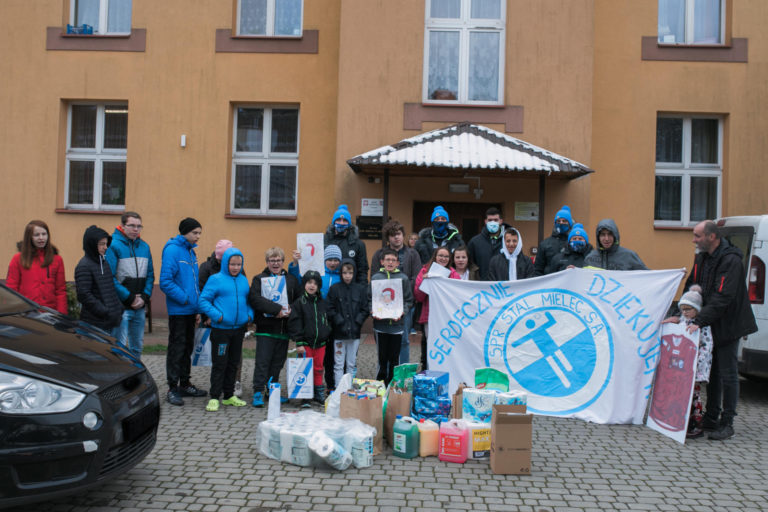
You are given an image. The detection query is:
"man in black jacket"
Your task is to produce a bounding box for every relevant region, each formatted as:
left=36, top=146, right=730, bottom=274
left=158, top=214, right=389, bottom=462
left=534, top=205, right=573, bottom=276
left=683, top=220, right=757, bottom=440
left=468, top=207, right=509, bottom=280
left=324, top=204, right=369, bottom=284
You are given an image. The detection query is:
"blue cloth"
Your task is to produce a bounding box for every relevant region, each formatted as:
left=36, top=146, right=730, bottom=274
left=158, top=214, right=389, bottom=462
left=198, top=248, right=253, bottom=330
left=159, top=235, right=200, bottom=315
left=332, top=204, right=351, bottom=223
left=105, top=228, right=154, bottom=304
left=431, top=205, right=450, bottom=222
left=116, top=308, right=146, bottom=359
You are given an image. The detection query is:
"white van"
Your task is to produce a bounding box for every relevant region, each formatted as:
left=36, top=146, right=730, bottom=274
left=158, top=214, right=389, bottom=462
left=715, top=216, right=767, bottom=378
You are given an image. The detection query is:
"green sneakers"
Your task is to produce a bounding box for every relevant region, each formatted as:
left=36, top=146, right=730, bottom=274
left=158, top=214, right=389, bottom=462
left=206, top=399, right=220, bottom=412
left=222, top=396, right=247, bottom=407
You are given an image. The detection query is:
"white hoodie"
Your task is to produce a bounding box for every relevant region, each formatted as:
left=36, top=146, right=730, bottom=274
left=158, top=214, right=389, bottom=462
left=499, top=228, right=523, bottom=281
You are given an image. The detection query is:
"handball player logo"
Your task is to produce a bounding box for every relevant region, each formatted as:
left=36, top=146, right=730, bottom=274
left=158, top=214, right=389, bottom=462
left=294, top=373, right=307, bottom=386
left=484, top=289, right=614, bottom=415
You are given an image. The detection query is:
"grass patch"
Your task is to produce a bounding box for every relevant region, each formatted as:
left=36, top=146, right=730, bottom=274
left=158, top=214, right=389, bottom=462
left=141, top=344, right=257, bottom=359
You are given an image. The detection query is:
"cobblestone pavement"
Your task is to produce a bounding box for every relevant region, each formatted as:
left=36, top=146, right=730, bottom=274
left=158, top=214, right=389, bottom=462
left=20, top=338, right=768, bottom=512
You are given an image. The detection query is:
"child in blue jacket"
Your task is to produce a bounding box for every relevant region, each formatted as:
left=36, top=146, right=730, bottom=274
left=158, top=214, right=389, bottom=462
left=198, top=247, right=253, bottom=411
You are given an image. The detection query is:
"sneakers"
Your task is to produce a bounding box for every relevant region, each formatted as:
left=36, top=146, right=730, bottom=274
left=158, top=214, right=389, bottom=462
left=222, top=396, right=247, bottom=407
left=708, top=425, right=735, bottom=441
left=686, top=427, right=704, bottom=439
left=206, top=399, right=220, bottom=412
left=701, top=416, right=719, bottom=432
left=166, top=388, right=184, bottom=406
left=252, top=391, right=264, bottom=407
left=234, top=381, right=243, bottom=398
left=179, top=384, right=207, bottom=397
left=300, top=399, right=312, bottom=408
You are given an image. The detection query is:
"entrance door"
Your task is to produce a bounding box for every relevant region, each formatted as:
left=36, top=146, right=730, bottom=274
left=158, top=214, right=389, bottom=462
left=412, top=201, right=503, bottom=242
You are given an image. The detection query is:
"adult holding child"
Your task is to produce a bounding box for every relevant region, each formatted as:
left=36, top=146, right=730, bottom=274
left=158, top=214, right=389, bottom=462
left=6, top=220, right=67, bottom=314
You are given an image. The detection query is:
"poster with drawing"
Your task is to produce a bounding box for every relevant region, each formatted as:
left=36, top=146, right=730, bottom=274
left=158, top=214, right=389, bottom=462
left=371, top=278, right=403, bottom=320
left=261, top=275, right=289, bottom=317
left=297, top=233, right=325, bottom=276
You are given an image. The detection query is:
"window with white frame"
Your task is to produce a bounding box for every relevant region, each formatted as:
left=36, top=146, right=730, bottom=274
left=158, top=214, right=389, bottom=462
left=658, top=0, right=724, bottom=45
left=66, top=104, right=128, bottom=210
left=238, top=0, right=303, bottom=36
left=655, top=115, right=722, bottom=226
left=423, top=0, right=505, bottom=104
left=232, top=106, right=299, bottom=215
left=71, top=0, right=132, bottom=34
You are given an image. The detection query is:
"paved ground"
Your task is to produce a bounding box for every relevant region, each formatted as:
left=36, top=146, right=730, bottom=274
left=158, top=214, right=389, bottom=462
left=19, top=335, right=768, bottom=512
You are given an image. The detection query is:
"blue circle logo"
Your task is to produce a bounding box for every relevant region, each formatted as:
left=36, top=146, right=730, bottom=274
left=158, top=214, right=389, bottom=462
left=295, top=373, right=307, bottom=386
left=484, top=288, right=614, bottom=415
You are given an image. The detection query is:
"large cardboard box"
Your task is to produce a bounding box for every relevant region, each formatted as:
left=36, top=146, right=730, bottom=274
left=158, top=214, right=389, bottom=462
left=490, top=404, right=532, bottom=475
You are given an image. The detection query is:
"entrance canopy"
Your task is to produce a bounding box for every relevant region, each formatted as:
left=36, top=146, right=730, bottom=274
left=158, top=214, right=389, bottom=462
left=346, top=122, right=595, bottom=242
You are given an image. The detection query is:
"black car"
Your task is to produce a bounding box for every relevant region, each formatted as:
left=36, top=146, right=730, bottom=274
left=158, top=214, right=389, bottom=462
left=0, top=285, right=159, bottom=508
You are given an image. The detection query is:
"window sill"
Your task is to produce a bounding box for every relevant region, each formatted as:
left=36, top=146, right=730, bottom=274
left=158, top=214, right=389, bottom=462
left=641, top=36, right=747, bottom=62
left=47, top=27, right=146, bottom=52
left=653, top=224, right=695, bottom=231
left=56, top=208, right=124, bottom=215
left=215, top=29, right=318, bottom=54
left=404, top=103, right=523, bottom=133
left=225, top=213, right=297, bottom=220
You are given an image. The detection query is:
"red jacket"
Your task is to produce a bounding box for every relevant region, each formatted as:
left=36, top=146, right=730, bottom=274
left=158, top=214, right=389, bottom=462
left=413, top=264, right=460, bottom=324
left=6, top=251, right=68, bottom=314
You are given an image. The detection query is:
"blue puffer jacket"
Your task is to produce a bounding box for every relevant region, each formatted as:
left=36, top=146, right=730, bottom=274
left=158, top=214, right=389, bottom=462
left=198, top=248, right=253, bottom=329
left=160, top=235, right=200, bottom=315
left=105, top=227, right=154, bottom=307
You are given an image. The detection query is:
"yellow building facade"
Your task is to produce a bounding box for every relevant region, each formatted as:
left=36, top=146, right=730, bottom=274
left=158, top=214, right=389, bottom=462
left=1, top=0, right=766, bottom=311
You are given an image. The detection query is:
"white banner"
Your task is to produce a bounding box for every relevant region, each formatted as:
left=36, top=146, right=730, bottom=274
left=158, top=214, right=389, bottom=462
left=297, top=233, right=325, bottom=276
left=420, top=268, right=685, bottom=424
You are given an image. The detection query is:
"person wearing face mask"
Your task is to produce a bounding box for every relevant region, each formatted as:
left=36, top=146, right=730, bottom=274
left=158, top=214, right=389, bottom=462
left=488, top=227, right=534, bottom=281
left=468, top=207, right=510, bottom=280
left=323, top=204, right=368, bottom=284
left=534, top=205, right=574, bottom=276
left=549, top=223, right=593, bottom=272
left=414, top=205, right=464, bottom=265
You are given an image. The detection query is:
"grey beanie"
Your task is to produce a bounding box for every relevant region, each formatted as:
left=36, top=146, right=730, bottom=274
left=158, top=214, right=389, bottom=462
left=679, top=290, right=703, bottom=312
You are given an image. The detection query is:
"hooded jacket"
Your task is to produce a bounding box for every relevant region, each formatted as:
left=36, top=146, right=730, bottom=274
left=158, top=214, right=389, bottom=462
left=413, top=264, right=460, bottom=324
left=324, top=224, right=369, bottom=284
left=583, top=219, right=648, bottom=271
left=414, top=224, right=464, bottom=265
left=249, top=265, right=302, bottom=335
left=159, top=234, right=200, bottom=315
left=288, top=290, right=332, bottom=349
left=198, top=248, right=253, bottom=330
left=488, top=228, right=534, bottom=281
left=75, top=226, right=123, bottom=330
left=105, top=226, right=154, bottom=308
left=468, top=223, right=511, bottom=280
left=6, top=248, right=67, bottom=314
left=683, top=237, right=757, bottom=345
left=327, top=259, right=370, bottom=339
left=370, top=266, right=415, bottom=333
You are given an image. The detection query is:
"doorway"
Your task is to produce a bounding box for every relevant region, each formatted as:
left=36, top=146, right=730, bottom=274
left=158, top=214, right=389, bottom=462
left=412, top=201, right=503, bottom=242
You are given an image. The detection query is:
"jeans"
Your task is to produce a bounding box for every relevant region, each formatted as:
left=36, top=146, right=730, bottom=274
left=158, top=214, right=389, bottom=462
left=209, top=327, right=245, bottom=399
left=333, top=338, right=361, bottom=385
left=399, top=307, right=414, bottom=364
left=252, top=335, right=289, bottom=394
left=166, top=315, right=197, bottom=389
left=116, top=307, right=146, bottom=359
left=704, top=338, right=740, bottom=426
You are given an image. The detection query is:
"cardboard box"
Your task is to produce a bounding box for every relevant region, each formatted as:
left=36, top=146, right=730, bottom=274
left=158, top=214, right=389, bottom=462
left=452, top=382, right=469, bottom=419
left=490, top=404, right=532, bottom=475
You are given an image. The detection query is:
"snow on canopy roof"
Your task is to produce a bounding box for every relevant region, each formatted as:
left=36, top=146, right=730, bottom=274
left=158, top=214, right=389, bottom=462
left=347, top=122, right=594, bottom=178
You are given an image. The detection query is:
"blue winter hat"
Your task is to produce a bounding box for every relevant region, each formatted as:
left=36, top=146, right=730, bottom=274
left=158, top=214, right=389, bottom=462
left=568, top=223, right=588, bottom=244
left=431, top=205, right=450, bottom=222
left=555, top=205, right=573, bottom=227
left=332, top=204, right=351, bottom=223
left=325, top=244, right=342, bottom=261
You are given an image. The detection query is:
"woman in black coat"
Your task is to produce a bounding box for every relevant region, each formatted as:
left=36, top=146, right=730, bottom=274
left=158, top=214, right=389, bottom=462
left=75, top=226, right=123, bottom=333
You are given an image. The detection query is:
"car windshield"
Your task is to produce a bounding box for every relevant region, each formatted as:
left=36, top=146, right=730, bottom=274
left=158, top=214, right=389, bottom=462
left=0, top=285, right=36, bottom=315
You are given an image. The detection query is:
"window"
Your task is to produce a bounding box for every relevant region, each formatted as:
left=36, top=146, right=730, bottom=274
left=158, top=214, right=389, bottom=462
left=658, top=0, right=724, bottom=45
left=70, top=0, right=132, bottom=34
left=232, top=106, right=299, bottom=215
left=654, top=115, right=722, bottom=226
left=237, top=0, right=303, bottom=37
left=423, top=0, right=505, bottom=104
left=66, top=104, right=128, bottom=210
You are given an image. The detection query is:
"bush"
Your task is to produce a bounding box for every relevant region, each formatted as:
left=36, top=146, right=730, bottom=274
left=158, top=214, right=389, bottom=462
left=66, top=282, right=81, bottom=319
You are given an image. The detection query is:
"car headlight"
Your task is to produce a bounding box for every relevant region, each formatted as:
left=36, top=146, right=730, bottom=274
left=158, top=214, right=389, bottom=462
left=0, top=370, right=86, bottom=414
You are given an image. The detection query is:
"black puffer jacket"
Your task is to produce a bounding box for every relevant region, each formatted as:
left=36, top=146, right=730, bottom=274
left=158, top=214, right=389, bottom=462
left=324, top=224, right=369, bottom=284
left=327, top=259, right=369, bottom=339
left=288, top=291, right=332, bottom=349
left=684, top=238, right=757, bottom=346
left=414, top=224, right=464, bottom=264
left=534, top=230, right=568, bottom=276
left=249, top=267, right=302, bottom=335
left=549, top=243, right=594, bottom=272
left=198, top=252, right=221, bottom=290
left=75, top=226, right=123, bottom=331
left=488, top=253, right=534, bottom=281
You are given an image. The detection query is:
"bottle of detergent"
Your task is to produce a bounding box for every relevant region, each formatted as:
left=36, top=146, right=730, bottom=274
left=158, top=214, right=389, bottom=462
left=392, top=415, right=419, bottom=459
left=417, top=418, right=439, bottom=457
left=439, top=419, right=468, bottom=463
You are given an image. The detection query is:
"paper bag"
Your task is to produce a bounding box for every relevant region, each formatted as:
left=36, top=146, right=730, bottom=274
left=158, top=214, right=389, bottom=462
left=452, top=382, right=468, bottom=419
left=384, top=387, right=412, bottom=447
left=340, top=394, right=383, bottom=455
left=191, top=327, right=212, bottom=366
left=287, top=357, right=314, bottom=399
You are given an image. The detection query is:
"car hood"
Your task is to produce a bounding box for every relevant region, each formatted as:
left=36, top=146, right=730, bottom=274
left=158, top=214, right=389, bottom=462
left=0, top=310, right=145, bottom=393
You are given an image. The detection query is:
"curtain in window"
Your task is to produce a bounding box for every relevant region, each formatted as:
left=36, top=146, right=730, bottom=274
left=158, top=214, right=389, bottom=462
left=71, top=106, right=97, bottom=149
left=236, top=108, right=264, bottom=152
left=107, top=0, right=132, bottom=33
left=234, top=165, right=262, bottom=210
left=69, top=161, right=95, bottom=204
left=102, top=161, right=126, bottom=205
left=428, top=31, right=459, bottom=100
left=104, top=106, right=128, bottom=149
left=654, top=176, right=682, bottom=221
left=693, top=0, right=721, bottom=43
left=691, top=119, right=718, bottom=164
left=271, top=109, right=299, bottom=153
left=656, top=118, right=683, bottom=163
left=240, top=0, right=267, bottom=35
left=471, top=0, right=501, bottom=19
left=268, top=166, right=297, bottom=210
left=431, top=0, right=460, bottom=18
left=275, top=0, right=302, bottom=36
left=468, top=31, right=499, bottom=101
left=75, top=0, right=100, bottom=30
left=658, top=0, right=685, bottom=43
left=690, top=176, right=717, bottom=221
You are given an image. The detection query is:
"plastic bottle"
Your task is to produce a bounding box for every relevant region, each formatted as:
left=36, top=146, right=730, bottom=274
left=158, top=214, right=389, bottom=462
left=268, top=381, right=281, bottom=420
left=392, top=415, right=420, bottom=459
left=417, top=418, right=439, bottom=457
left=439, top=419, right=469, bottom=463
